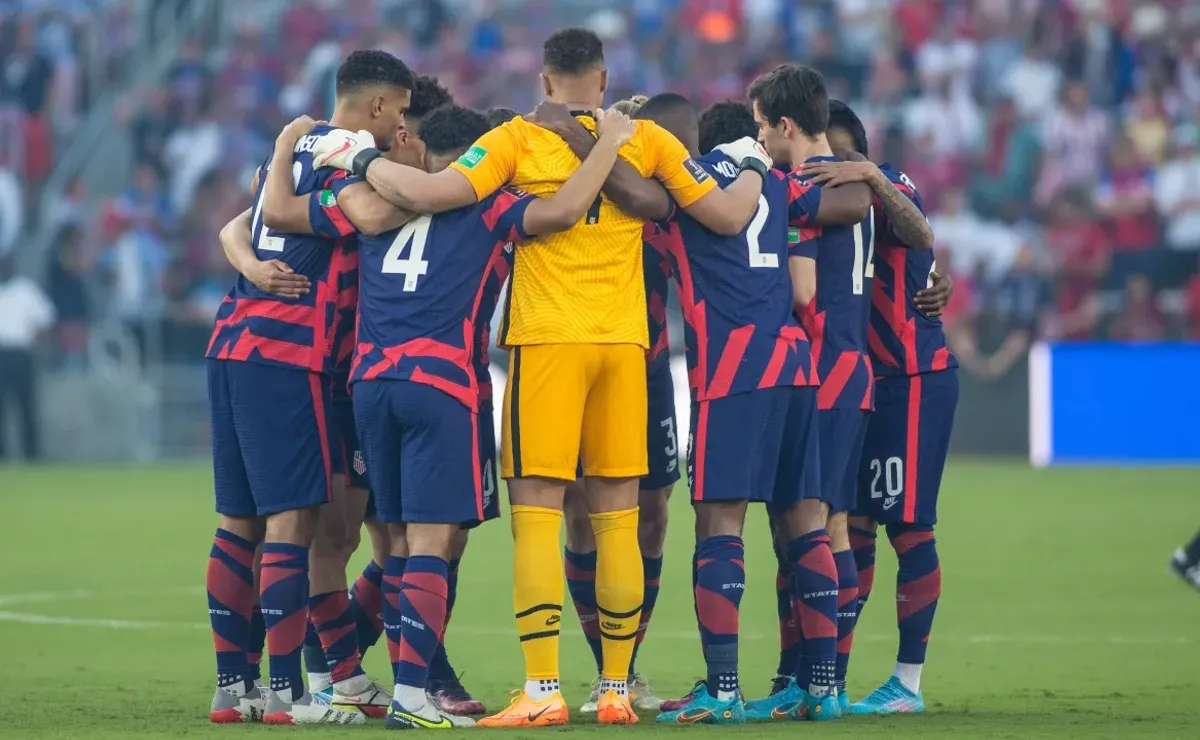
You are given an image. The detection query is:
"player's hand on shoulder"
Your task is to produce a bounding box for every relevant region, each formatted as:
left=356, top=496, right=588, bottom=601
left=245, top=259, right=311, bottom=299
left=713, top=136, right=772, bottom=170
left=312, top=128, right=376, bottom=172
left=525, top=100, right=580, bottom=137
left=595, top=107, right=636, bottom=146
left=800, top=159, right=879, bottom=188
left=276, top=115, right=323, bottom=149
left=913, top=270, right=952, bottom=318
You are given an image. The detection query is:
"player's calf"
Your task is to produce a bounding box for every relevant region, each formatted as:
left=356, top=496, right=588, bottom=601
left=207, top=515, right=264, bottom=723
left=631, top=485, right=669, bottom=708
left=428, top=530, right=487, bottom=717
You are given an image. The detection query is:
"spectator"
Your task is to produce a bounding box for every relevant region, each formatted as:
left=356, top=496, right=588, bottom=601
left=930, top=188, right=1022, bottom=283
left=1036, top=80, right=1109, bottom=207
left=0, top=161, right=23, bottom=255
left=95, top=205, right=168, bottom=361
left=970, top=96, right=1041, bottom=218
left=1125, top=89, right=1171, bottom=166
left=130, top=87, right=175, bottom=169
left=1, top=18, right=55, bottom=181
left=1043, top=189, right=1107, bottom=340
left=0, top=253, right=54, bottom=460
left=1154, top=125, right=1200, bottom=258
left=998, top=40, right=1061, bottom=120
left=1109, top=273, right=1166, bottom=341
left=1096, top=135, right=1160, bottom=282
left=119, top=160, right=175, bottom=233
left=45, top=224, right=90, bottom=370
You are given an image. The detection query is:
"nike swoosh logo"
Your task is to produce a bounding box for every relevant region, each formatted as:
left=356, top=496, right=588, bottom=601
left=527, top=706, right=550, bottom=722
left=321, top=139, right=352, bottom=167
left=677, top=708, right=713, bottom=723
left=389, top=708, right=452, bottom=728
left=770, top=706, right=792, bottom=719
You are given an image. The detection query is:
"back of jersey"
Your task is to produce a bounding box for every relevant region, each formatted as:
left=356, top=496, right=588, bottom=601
left=207, top=124, right=353, bottom=372
left=666, top=152, right=811, bottom=400
left=788, top=158, right=875, bottom=411
left=351, top=188, right=531, bottom=410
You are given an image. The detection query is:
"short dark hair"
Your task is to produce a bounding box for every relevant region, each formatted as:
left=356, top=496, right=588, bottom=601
left=409, top=75, right=453, bottom=120
left=827, top=100, right=869, bottom=158
left=635, top=92, right=693, bottom=121
left=485, top=107, right=520, bottom=128
left=420, top=105, right=491, bottom=156
left=335, top=49, right=416, bottom=97
left=698, top=101, right=757, bottom=154
left=746, top=63, right=829, bottom=136
left=543, top=27, right=604, bottom=75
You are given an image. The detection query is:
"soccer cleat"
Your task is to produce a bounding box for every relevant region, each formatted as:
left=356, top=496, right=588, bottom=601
left=850, top=676, right=925, bottom=715
left=329, top=677, right=391, bottom=719
left=838, top=690, right=851, bottom=715
left=596, top=689, right=639, bottom=725
left=385, top=698, right=476, bottom=729
left=476, top=689, right=569, bottom=728
left=1170, top=549, right=1200, bottom=592
left=743, top=675, right=802, bottom=721
left=429, top=672, right=487, bottom=716
left=579, top=676, right=602, bottom=714
left=659, top=679, right=705, bottom=712
left=656, top=683, right=744, bottom=725
left=629, top=672, right=664, bottom=711
left=209, top=680, right=265, bottom=723
left=794, top=689, right=842, bottom=721
left=262, top=689, right=366, bottom=725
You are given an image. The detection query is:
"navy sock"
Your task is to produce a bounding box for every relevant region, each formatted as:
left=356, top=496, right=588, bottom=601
left=349, top=560, right=385, bottom=657
left=395, top=556, right=449, bottom=690
left=694, top=535, right=744, bottom=698
left=303, top=620, right=329, bottom=675
left=1185, top=530, right=1200, bottom=564
left=772, top=541, right=799, bottom=678
left=888, top=524, right=940, bottom=666
left=207, top=529, right=256, bottom=686
left=786, top=530, right=838, bottom=693
left=428, top=558, right=461, bottom=686
left=383, top=556, right=405, bottom=685
left=832, top=549, right=859, bottom=693
left=630, top=554, right=663, bottom=674
left=248, top=605, right=265, bottom=681
left=564, top=548, right=604, bottom=674
left=261, top=542, right=310, bottom=701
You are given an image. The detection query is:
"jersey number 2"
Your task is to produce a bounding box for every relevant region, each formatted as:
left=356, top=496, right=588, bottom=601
left=250, top=162, right=303, bottom=253
left=382, top=215, right=433, bottom=291
left=851, top=206, right=876, bottom=295
left=747, top=194, right=777, bottom=268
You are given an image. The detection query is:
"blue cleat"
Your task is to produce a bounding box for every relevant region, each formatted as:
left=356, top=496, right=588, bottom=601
left=838, top=690, right=851, bottom=716
left=656, top=682, right=745, bottom=725
left=743, top=675, right=802, bottom=721
left=793, top=689, right=841, bottom=722
left=850, top=676, right=925, bottom=715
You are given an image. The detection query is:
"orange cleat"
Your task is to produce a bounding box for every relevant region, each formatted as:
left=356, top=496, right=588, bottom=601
left=476, top=689, right=569, bottom=728
left=596, top=689, right=639, bottom=725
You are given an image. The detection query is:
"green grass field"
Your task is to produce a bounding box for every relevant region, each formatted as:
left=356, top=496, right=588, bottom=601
left=1, top=460, right=1198, bottom=739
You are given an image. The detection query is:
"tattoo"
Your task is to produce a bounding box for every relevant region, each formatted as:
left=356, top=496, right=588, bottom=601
left=871, top=172, right=933, bottom=250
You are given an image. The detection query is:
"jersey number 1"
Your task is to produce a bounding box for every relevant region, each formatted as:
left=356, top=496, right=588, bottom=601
left=851, top=206, right=876, bottom=295
left=382, top=215, right=433, bottom=291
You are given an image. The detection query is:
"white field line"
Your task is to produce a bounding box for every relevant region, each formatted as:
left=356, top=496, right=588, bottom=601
left=0, top=590, right=1191, bottom=645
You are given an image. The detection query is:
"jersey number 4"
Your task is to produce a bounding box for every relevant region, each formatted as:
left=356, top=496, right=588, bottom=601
left=382, top=215, right=433, bottom=291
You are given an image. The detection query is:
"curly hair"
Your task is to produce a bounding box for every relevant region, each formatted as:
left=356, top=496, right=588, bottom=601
left=420, top=105, right=491, bottom=156
left=335, top=49, right=416, bottom=96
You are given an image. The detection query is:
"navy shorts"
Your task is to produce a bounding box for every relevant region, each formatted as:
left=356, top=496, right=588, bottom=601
left=208, top=359, right=332, bottom=517
left=354, top=381, right=498, bottom=528
left=819, top=409, right=869, bottom=515
left=856, top=370, right=958, bottom=525
left=330, top=387, right=371, bottom=492
left=688, top=386, right=820, bottom=508
left=643, top=358, right=681, bottom=491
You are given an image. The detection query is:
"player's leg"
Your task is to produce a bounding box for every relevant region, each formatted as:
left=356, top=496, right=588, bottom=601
left=347, top=511, right=389, bottom=664
left=845, top=408, right=885, bottom=680
left=852, top=371, right=957, bottom=715
left=580, top=343, right=649, bottom=725
left=205, top=359, right=266, bottom=723
left=480, top=344, right=587, bottom=727
left=1170, top=529, right=1200, bottom=591
left=231, top=364, right=362, bottom=725
left=247, top=545, right=267, bottom=687
left=562, top=477, right=606, bottom=712
left=772, top=387, right=841, bottom=721
left=826, top=411, right=870, bottom=710
left=628, top=359, right=679, bottom=710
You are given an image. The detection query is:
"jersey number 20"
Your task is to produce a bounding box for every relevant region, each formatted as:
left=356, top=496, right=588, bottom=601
left=382, top=215, right=433, bottom=292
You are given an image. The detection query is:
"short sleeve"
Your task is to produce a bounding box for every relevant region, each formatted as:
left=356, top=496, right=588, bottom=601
left=482, top=186, right=535, bottom=243
left=308, top=172, right=360, bottom=238
left=642, top=121, right=717, bottom=209
left=788, top=224, right=821, bottom=259
left=786, top=173, right=823, bottom=226
left=447, top=122, right=522, bottom=200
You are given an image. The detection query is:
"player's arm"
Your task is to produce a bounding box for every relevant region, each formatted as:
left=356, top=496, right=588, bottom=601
left=262, top=116, right=322, bottom=233
left=327, top=182, right=415, bottom=235
left=522, top=109, right=637, bottom=235
left=801, top=155, right=930, bottom=242
left=219, top=208, right=310, bottom=297
left=526, top=102, right=672, bottom=221
left=651, top=131, right=763, bottom=236
left=788, top=226, right=819, bottom=315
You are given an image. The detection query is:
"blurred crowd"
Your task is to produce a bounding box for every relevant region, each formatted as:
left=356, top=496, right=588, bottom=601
left=10, top=0, right=1200, bottom=378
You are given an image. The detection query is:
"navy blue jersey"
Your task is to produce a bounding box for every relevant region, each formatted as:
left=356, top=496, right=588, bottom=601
left=309, top=172, right=361, bottom=393
left=788, top=156, right=875, bottom=411
left=207, top=124, right=357, bottom=372
left=868, top=165, right=956, bottom=377
left=652, top=151, right=813, bottom=401
left=349, top=186, right=534, bottom=410
left=643, top=220, right=673, bottom=366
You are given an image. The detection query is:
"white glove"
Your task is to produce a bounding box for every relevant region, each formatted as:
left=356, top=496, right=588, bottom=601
left=312, top=128, right=377, bottom=172
left=713, top=136, right=772, bottom=170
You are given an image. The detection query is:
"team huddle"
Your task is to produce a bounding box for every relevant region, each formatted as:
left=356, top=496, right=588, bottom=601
left=203, top=27, right=957, bottom=730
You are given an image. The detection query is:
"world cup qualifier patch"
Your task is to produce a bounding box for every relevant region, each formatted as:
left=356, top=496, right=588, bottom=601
left=319, top=189, right=337, bottom=207
left=683, top=157, right=711, bottom=184
left=456, top=145, right=488, bottom=169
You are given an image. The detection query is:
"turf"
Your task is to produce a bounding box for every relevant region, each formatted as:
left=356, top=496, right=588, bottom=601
left=0, top=460, right=1197, bottom=739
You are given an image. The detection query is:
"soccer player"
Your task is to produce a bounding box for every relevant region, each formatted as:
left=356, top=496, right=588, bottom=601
left=205, top=49, right=414, bottom=725
left=1172, top=531, right=1200, bottom=591
left=311, top=27, right=772, bottom=727
left=485, top=106, right=520, bottom=128
left=801, top=100, right=957, bottom=715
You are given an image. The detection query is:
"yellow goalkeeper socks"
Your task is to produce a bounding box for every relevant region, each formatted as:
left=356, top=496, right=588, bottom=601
left=511, top=505, right=564, bottom=685
left=591, top=507, right=643, bottom=682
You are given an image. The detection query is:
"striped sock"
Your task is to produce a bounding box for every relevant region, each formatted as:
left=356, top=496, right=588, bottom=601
left=564, top=548, right=603, bottom=674
left=349, top=560, right=385, bottom=657
left=832, top=550, right=859, bottom=693
left=694, top=535, right=744, bottom=699
left=260, top=542, right=310, bottom=701
left=888, top=524, right=940, bottom=669
left=395, top=556, right=449, bottom=691
left=787, top=530, right=838, bottom=695
left=207, top=529, right=256, bottom=687
left=773, top=541, right=800, bottom=678
left=630, top=554, right=663, bottom=674
left=428, top=558, right=461, bottom=686
left=310, top=589, right=365, bottom=683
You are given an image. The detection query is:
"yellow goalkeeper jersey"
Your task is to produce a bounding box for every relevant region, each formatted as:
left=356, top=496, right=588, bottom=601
left=448, top=114, right=716, bottom=347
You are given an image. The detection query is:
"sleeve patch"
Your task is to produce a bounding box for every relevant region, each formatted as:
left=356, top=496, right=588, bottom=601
left=683, top=157, right=711, bottom=184
left=319, top=189, right=337, bottom=207
left=456, top=145, right=488, bottom=169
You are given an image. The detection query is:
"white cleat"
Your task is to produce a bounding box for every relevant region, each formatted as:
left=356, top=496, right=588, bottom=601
left=262, top=689, right=366, bottom=725
left=209, top=681, right=265, bottom=723
left=579, top=676, right=602, bottom=714
left=630, top=672, right=664, bottom=711
left=330, top=676, right=391, bottom=719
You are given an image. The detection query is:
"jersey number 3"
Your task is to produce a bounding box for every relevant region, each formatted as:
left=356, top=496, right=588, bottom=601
left=382, top=215, right=433, bottom=291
